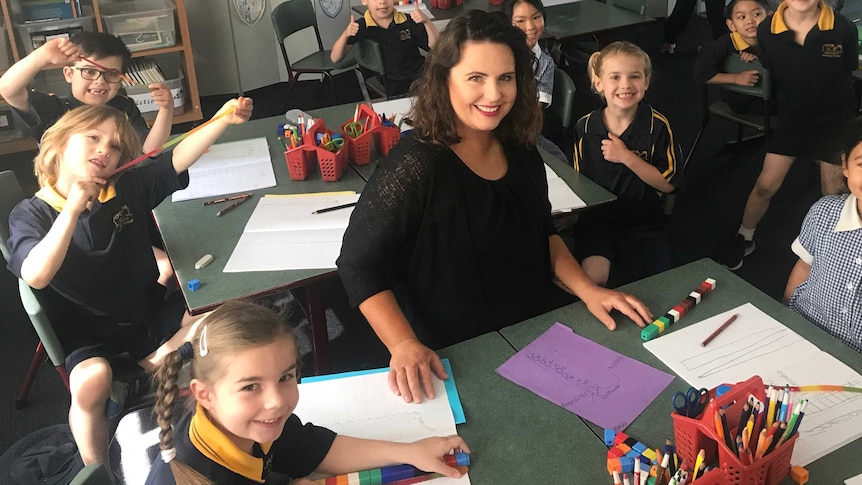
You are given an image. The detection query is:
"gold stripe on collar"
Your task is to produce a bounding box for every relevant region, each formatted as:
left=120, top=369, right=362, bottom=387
left=34, top=184, right=116, bottom=212
left=771, top=0, right=834, bottom=34
left=730, top=32, right=752, bottom=52
left=363, top=9, right=407, bottom=27
left=188, top=404, right=273, bottom=483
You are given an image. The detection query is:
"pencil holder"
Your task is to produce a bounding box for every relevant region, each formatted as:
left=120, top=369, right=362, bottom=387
left=340, top=104, right=402, bottom=165
left=429, top=0, right=461, bottom=10
left=671, top=376, right=797, bottom=485
left=284, top=145, right=317, bottom=181
left=305, top=118, right=350, bottom=182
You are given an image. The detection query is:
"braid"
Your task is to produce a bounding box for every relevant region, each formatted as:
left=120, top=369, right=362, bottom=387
left=153, top=349, right=212, bottom=485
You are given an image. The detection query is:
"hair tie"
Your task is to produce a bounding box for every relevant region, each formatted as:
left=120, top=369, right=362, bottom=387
left=177, top=342, right=194, bottom=361
left=161, top=447, right=177, bottom=464
left=199, top=325, right=209, bottom=357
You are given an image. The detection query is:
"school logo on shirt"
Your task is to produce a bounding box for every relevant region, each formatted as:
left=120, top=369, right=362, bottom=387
left=633, top=149, right=649, bottom=161
left=821, top=44, right=843, bottom=58
left=112, top=205, right=134, bottom=231
left=399, top=29, right=413, bottom=42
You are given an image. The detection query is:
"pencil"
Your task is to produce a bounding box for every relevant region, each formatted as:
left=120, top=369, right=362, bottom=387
left=204, top=193, right=252, bottom=205
left=216, top=195, right=250, bottom=216
left=701, top=313, right=738, bottom=347
left=311, top=201, right=357, bottom=214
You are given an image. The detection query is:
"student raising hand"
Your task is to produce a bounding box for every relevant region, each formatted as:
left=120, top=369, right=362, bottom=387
left=410, top=0, right=430, bottom=24
left=36, top=38, right=81, bottom=69
left=346, top=14, right=360, bottom=36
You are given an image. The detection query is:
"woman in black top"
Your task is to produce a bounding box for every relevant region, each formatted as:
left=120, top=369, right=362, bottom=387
left=337, top=10, right=652, bottom=404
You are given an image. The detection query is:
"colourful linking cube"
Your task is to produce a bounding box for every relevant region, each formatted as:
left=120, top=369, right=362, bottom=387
left=641, top=278, right=716, bottom=342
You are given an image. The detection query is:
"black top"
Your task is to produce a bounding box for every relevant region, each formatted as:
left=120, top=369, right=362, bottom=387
left=757, top=3, right=856, bottom=117
left=145, top=409, right=336, bottom=485
left=693, top=33, right=766, bottom=113
left=6, top=154, right=188, bottom=336
left=337, top=135, right=560, bottom=349
left=347, top=11, right=429, bottom=81
left=13, top=88, right=149, bottom=142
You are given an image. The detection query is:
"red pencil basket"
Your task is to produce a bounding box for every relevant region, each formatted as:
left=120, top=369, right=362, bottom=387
left=671, top=376, right=797, bottom=485
left=305, top=118, right=350, bottom=182
left=284, top=145, right=317, bottom=181
left=429, top=0, right=461, bottom=10
left=340, top=104, right=402, bottom=165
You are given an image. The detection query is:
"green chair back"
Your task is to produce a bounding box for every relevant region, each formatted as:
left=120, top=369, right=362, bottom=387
left=720, top=54, right=771, bottom=100
left=550, top=68, right=576, bottom=129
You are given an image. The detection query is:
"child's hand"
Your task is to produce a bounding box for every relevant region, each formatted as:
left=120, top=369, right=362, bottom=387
left=217, top=97, right=254, bottom=124
left=734, top=69, right=760, bottom=87
left=149, top=83, right=172, bottom=110
left=601, top=133, right=632, bottom=164
left=37, top=38, right=80, bottom=69
left=410, top=0, right=429, bottom=24
left=345, top=14, right=360, bottom=36
left=65, top=177, right=106, bottom=215
left=739, top=52, right=758, bottom=63
left=406, top=436, right=471, bottom=478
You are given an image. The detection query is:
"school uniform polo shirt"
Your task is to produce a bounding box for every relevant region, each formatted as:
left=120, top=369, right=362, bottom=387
left=347, top=10, right=429, bottom=81
left=757, top=1, right=857, bottom=117
left=789, top=194, right=862, bottom=352
left=573, top=102, right=678, bottom=227
left=6, top=154, right=188, bottom=327
left=14, top=89, right=149, bottom=142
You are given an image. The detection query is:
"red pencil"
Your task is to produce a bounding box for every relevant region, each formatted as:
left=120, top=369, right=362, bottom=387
left=701, top=313, right=739, bottom=347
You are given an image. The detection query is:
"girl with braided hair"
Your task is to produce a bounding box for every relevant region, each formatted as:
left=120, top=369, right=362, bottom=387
left=145, top=300, right=469, bottom=485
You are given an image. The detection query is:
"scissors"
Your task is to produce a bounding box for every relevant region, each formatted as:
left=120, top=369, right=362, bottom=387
left=343, top=121, right=364, bottom=138
left=672, top=387, right=709, bottom=418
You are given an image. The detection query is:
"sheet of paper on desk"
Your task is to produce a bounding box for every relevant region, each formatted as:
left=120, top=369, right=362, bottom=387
left=294, top=371, right=470, bottom=485
left=545, top=164, right=586, bottom=212
left=643, top=302, right=862, bottom=466
left=496, top=322, right=674, bottom=431
left=223, top=194, right=360, bottom=272
left=171, top=137, right=276, bottom=202
left=847, top=473, right=862, bottom=485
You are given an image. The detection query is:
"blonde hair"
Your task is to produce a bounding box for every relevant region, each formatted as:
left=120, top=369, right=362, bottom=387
left=587, top=41, right=653, bottom=96
left=153, top=300, right=298, bottom=485
left=33, top=105, right=142, bottom=187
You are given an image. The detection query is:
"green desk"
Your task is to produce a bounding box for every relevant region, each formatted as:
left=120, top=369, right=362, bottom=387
left=152, top=115, right=367, bottom=374
left=438, top=331, right=612, bottom=483
left=500, top=258, right=862, bottom=483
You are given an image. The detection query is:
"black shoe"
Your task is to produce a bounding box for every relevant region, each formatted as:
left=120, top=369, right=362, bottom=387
left=106, top=364, right=150, bottom=419
left=721, top=234, right=755, bottom=270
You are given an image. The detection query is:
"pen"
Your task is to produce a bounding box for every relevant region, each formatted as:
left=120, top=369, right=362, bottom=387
left=216, top=195, right=250, bottom=216
left=311, top=201, right=358, bottom=214
left=700, top=313, right=738, bottom=346
left=204, top=193, right=252, bottom=206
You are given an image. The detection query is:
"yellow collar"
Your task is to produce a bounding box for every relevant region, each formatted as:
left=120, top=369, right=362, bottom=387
left=730, top=32, right=753, bottom=52
left=364, top=9, right=407, bottom=28
left=189, top=404, right=273, bottom=483
left=35, top=184, right=117, bottom=212
left=771, top=0, right=834, bottom=34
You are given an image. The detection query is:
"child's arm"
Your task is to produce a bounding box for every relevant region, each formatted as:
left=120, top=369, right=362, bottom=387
left=316, top=435, right=469, bottom=478
left=142, top=83, right=174, bottom=153
left=783, top=258, right=810, bottom=305
left=706, top=70, right=760, bottom=87
left=0, top=38, right=80, bottom=111
left=19, top=177, right=105, bottom=288
left=410, top=1, right=439, bottom=49
left=601, top=133, right=675, bottom=193
left=331, top=15, right=360, bottom=63
left=171, top=97, right=253, bottom=174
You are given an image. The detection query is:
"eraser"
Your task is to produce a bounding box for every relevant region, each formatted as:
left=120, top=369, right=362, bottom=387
left=188, top=279, right=201, bottom=291
left=195, top=254, right=214, bottom=270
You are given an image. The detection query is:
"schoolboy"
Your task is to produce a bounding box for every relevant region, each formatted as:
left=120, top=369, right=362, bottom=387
left=0, top=32, right=173, bottom=154
left=721, top=0, right=858, bottom=270
left=693, top=0, right=770, bottom=114
left=331, top=0, right=439, bottom=97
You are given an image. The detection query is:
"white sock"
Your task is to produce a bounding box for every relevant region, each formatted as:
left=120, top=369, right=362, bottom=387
left=738, top=225, right=755, bottom=241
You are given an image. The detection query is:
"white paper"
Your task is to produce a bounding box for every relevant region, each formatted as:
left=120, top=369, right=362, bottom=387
left=847, top=473, right=862, bottom=484
left=294, top=372, right=469, bottom=484
left=372, top=97, right=415, bottom=132
left=644, top=303, right=862, bottom=466
left=545, top=164, right=586, bottom=213
left=395, top=2, right=434, bottom=19
left=222, top=194, right=360, bottom=272
left=172, top=137, right=276, bottom=202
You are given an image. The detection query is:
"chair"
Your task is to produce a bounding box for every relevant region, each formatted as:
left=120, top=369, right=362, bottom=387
left=271, top=0, right=359, bottom=108
left=550, top=68, right=576, bottom=130
left=0, top=170, right=71, bottom=409
left=354, top=39, right=388, bottom=100
left=70, top=464, right=114, bottom=485
left=686, top=53, right=772, bottom=164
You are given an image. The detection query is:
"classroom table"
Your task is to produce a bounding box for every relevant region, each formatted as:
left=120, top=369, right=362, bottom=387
left=437, top=331, right=614, bottom=483
left=152, top=115, right=367, bottom=374
left=499, top=258, right=862, bottom=483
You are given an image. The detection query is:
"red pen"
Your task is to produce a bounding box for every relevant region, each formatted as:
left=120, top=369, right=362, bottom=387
left=701, top=313, right=739, bottom=347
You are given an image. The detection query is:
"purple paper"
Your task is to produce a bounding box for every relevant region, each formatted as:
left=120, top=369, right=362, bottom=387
left=496, top=322, right=674, bottom=431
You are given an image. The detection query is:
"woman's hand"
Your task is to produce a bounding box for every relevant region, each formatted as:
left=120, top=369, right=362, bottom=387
left=388, top=338, right=448, bottom=403
left=405, top=436, right=471, bottom=478
left=581, top=285, right=652, bottom=330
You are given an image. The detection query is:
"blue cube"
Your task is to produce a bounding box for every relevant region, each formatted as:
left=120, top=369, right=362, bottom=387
left=188, top=279, right=201, bottom=291
left=604, top=429, right=616, bottom=447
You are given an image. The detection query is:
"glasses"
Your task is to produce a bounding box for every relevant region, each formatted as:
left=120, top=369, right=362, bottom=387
left=74, top=67, right=124, bottom=83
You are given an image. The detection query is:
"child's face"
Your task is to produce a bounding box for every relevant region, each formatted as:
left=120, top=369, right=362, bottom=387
left=726, top=1, right=767, bottom=44
left=593, top=54, right=649, bottom=112
left=60, top=119, right=122, bottom=181
left=511, top=1, right=545, bottom=49
left=62, top=55, right=124, bottom=106
left=448, top=41, right=517, bottom=139
left=842, top=142, right=862, bottom=213
left=361, top=0, right=397, bottom=25
left=196, top=336, right=299, bottom=452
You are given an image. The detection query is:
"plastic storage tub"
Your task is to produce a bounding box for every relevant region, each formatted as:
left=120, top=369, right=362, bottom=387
left=124, top=72, right=185, bottom=115
left=100, top=1, right=176, bottom=52
left=15, top=11, right=95, bottom=55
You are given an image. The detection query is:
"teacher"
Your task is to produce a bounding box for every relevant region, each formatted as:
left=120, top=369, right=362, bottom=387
left=337, top=10, right=652, bottom=404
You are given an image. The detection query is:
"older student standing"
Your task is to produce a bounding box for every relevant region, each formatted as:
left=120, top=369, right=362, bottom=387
left=784, top=118, right=862, bottom=353
left=331, top=0, right=439, bottom=97
left=721, top=0, right=858, bottom=270
left=337, top=11, right=652, bottom=405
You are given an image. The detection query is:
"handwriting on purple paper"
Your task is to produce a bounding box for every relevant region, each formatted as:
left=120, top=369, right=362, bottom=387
left=496, top=322, right=675, bottom=431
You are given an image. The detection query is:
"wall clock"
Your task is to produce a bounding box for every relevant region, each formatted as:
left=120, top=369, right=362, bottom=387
left=233, top=0, right=266, bottom=26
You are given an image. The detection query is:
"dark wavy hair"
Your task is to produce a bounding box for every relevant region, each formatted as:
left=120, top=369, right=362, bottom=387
left=502, top=0, right=546, bottom=21
left=841, top=117, right=862, bottom=166
left=408, top=10, right=542, bottom=145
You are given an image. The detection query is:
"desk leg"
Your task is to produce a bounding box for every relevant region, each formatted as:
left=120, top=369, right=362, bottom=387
left=299, top=283, right=331, bottom=375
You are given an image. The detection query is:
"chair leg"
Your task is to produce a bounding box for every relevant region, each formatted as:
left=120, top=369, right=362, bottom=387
left=16, top=341, right=47, bottom=409
left=354, top=68, right=371, bottom=102
left=57, top=364, right=70, bottom=391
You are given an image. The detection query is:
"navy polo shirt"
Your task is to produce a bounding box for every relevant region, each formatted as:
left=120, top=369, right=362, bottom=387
left=347, top=10, right=429, bottom=81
